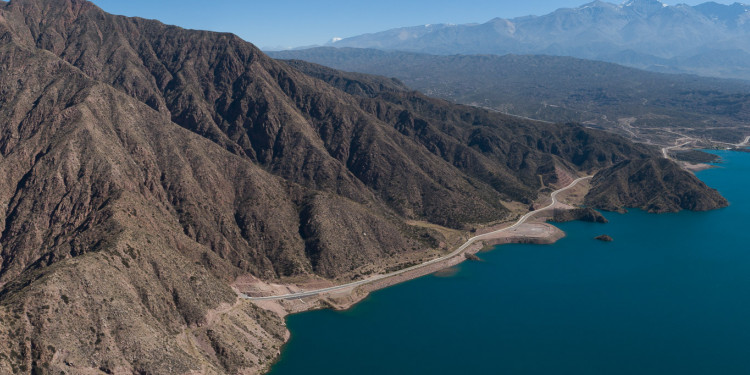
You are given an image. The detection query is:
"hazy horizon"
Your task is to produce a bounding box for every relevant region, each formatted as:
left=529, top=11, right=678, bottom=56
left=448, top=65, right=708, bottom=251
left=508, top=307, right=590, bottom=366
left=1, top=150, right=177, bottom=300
left=88, top=0, right=737, bottom=50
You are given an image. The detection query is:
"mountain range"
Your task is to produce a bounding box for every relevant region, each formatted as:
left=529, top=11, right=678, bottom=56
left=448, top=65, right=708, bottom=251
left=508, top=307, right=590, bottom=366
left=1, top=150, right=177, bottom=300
left=0, top=0, right=728, bottom=373
left=324, top=0, right=750, bottom=80
left=269, top=48, right=750, bottom=144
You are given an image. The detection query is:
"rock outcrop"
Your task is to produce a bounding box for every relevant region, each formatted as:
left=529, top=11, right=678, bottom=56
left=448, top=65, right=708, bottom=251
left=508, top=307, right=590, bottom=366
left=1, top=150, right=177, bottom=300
left=550, top=208, right=609, bottom=223
left=464, top=253, right=481, bottom=261
left=595, top=235, right=614, bottom=242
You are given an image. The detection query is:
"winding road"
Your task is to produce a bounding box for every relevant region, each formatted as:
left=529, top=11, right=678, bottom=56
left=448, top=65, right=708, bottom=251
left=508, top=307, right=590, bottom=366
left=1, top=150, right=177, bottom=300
left=661, top=140, right=694, bottom=159
left=242, top=176, right=593, bottom=301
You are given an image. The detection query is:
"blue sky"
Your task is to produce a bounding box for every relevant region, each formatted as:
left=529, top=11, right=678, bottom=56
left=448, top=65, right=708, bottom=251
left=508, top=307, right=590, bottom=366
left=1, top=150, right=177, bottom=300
left=89, top=0, right=733, bottom=49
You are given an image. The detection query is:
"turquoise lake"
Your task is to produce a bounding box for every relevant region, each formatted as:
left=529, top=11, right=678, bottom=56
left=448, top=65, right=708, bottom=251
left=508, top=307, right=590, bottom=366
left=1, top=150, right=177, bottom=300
left=269, top=150, right=750, bottom=375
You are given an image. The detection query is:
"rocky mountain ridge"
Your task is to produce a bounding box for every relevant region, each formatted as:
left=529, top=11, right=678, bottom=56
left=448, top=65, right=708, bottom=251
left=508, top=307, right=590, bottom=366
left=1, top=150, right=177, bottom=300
left=269, top=48, right=750, bottom=144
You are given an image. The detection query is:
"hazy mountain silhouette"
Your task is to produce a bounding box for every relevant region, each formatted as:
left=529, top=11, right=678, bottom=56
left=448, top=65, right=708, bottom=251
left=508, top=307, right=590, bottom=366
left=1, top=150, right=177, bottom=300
left=327, top=0, right=750, bottom=80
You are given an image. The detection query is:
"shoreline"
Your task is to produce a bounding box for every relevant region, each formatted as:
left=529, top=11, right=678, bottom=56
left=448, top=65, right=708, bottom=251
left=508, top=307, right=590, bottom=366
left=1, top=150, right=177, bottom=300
left=248, top=221, right=568, bottom=317
left=250, top=220, right=569, bottom=374
left=684, top=162, right=716, bottom=172
left=236, top=176, right=592, bottom=375
left=239, top=177, right=591, bottom=319
left=240, top=176, right=590, bottom=303
left=256, top=222, right=567, bottom=373
left=263, top=150, right=749, bottom=375
left=238, top=146, right=738, bottom=374
left=337, top=222, right=566, bottom=306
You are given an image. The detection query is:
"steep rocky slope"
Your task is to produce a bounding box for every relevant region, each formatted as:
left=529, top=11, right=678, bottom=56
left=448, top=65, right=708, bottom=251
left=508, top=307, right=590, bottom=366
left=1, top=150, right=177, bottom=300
left=0, top=0, right=728, bottom=373
left=585, top=157, right=729, bottom=213
left=0, top=41, right=290, bottom=373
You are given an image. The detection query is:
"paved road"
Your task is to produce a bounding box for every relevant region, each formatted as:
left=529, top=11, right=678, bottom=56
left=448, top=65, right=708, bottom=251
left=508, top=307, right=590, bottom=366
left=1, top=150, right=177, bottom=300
left=476, top=106, right=555, bottom=124
left=242, top=176, right=593, bottom=301
left=738, top=136, right=750, bottom=147
left=662, top=140, right=694, bottom=159
left=661, top=134, right=750, bottom=154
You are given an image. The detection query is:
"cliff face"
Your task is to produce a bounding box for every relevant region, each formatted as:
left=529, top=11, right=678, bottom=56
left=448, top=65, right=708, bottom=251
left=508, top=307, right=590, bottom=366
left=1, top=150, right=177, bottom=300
left=585, top=157, right=729, bottom=213
left=0, top=0, right=728, bottom=373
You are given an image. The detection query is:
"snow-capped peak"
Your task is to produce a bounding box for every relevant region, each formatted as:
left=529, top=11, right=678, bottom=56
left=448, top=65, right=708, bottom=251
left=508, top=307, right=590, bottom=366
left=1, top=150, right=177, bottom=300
left=623, top=0, right=666, bottom=7
left=622, top=0, right=668, bottom=14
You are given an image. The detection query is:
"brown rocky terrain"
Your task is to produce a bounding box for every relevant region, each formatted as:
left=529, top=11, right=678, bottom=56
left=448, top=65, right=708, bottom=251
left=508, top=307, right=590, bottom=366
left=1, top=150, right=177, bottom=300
left=595, top=235, right=614, bottom=242
left=584, top=157, right=729, bottom=213
left=0, top=0, right=729, bottom=373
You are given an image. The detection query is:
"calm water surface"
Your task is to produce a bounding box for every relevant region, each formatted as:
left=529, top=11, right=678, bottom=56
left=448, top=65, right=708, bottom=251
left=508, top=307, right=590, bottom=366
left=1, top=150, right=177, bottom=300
left=270, top=151, right=750, bottom=375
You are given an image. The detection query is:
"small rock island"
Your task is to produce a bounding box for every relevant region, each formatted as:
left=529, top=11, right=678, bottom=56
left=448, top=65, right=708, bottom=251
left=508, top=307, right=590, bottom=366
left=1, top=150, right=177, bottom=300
left=595, top=235, right=614, bottom=242
left=464, top=253, right=481, bottom=261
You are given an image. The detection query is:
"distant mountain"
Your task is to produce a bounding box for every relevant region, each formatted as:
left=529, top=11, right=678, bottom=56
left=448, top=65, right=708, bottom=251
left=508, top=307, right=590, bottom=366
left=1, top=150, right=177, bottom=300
left=325, top=0, right=750, bottom=80
left=269, top=47, right=750, bottom=144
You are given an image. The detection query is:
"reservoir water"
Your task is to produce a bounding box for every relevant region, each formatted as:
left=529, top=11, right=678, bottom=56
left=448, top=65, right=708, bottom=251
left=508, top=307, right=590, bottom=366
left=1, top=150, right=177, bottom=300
left=269, top=150, right=750, bottom=375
